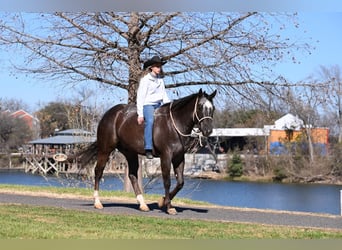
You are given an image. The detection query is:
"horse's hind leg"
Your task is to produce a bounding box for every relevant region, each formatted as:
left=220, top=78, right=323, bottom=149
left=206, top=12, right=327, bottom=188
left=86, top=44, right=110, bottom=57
left=93, top=151, right=110, bottom=209
left=125, top=153, right=150, bottom=212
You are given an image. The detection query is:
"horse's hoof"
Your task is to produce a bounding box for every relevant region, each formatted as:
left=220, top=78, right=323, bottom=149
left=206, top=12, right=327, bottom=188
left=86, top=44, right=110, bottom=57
left=139, top=204, right=150, bottom=212
left=94, top=202, right=103, bottom=209
left=167, top=207, right=177, bottom=215
left=158, top=197, right=165, bottom=208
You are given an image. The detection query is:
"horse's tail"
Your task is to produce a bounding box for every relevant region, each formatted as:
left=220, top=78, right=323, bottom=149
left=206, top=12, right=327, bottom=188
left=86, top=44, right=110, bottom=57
left=77, top=141, right=98, bottom=169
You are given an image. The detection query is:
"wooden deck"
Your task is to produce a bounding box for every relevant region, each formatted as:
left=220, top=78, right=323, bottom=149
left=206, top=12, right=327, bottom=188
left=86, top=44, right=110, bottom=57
left=22, top=151, right=127, bottom=176
left=23, top=153, right=80, bottom=175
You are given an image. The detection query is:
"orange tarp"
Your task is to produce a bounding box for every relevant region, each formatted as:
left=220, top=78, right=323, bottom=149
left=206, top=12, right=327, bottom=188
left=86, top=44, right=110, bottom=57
left=268, top=128, right=329, bottom=144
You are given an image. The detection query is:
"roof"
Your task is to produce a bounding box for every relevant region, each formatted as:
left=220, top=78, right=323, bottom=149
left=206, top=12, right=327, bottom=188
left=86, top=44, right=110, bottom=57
left=210, top=128, right=268, bottom=137
left=30, top=135, right=96, bottom=145
left=29, top=129, right=96, bottom=145
left=10, top=109, right=34, bottom=119
left=209, top=114, right=306, bottom=137
left=54, top=129, right=94, bottom=136
left=274, top=113, right=304, bottom=130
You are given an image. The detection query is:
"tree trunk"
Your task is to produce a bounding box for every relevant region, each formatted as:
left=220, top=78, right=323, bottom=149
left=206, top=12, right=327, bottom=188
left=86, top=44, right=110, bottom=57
left=127, top=12, right=143, bottom=104
left=8, top=154, right=12, bottom=168
left=305, top=128, right=315, bottom=165
left=338, top=109, right=342, bottom=143
left=123, top=12, right=144, bottom=192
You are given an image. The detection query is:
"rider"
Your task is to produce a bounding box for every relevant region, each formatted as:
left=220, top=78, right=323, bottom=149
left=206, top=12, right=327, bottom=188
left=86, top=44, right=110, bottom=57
left=136, top=55, right=171, bottom=159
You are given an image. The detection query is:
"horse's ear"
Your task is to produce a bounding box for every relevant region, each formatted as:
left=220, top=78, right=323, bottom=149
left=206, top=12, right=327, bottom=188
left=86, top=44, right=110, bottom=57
left=198, top=88, right=203, bottom=96
left=209, top=90, right=217, bottom=100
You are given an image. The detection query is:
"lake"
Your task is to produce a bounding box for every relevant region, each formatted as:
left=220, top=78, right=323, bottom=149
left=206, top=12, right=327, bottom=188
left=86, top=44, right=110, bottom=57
left=0, top=170, right=341, bottom=215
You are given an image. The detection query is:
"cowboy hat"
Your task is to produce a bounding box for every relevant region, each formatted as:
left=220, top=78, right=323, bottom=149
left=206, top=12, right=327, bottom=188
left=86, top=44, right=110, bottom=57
left=143, top=55, right=167, bottom=70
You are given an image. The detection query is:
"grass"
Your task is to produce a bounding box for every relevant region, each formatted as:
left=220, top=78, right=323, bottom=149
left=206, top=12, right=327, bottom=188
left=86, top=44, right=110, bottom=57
left=1, top=204, right=342, bottom=239
left=0, top=184, right=342, bottom=239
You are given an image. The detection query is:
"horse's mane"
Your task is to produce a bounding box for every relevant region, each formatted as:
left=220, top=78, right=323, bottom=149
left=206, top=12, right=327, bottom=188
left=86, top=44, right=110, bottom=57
left=167, top=92, right=198, bottom=111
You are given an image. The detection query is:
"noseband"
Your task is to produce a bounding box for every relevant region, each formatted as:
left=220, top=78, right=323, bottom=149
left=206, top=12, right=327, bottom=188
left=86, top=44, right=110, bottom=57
left=170, top=97, right=213, bottom=138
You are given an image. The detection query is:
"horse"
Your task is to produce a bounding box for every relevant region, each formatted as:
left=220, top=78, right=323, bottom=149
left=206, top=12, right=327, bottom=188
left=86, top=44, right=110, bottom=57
left=78, top=88, right=216, bottom=214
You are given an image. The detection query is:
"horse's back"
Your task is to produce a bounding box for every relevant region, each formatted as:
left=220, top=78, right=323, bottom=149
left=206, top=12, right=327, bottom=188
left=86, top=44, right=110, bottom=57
left=98, top=103, right=126, bottom=132
left=97, top=103, right=145, bottom=153
left=97, top=104, right=127, bottom=152
left=97, top=102, right=174, bottom=155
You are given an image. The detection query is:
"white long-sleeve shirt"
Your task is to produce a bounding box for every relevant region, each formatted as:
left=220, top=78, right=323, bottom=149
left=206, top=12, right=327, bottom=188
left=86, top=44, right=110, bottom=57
left=136, top=73, right=170, bottom=117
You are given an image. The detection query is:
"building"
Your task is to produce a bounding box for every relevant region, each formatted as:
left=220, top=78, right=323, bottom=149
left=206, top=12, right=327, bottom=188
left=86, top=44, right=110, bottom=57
left=266, top=114, right=329, bottom=155
left=4, top=109, right=40, bottom=139
left=24, top=129, right=96, bottom=174
left=10, top=109, right=39, bottom=131
left=29, top=129, right=95, bottom=155
left=209, top=113, right=329, bottom=155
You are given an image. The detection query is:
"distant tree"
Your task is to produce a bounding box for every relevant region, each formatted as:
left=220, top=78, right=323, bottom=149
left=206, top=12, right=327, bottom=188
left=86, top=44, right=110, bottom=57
left=214, top=108, right=280, bottom=128
left=282, top=85, right=325, bottom=164
left=35, top=102, right=70, bottom=137
left=315, top=65, right=342, bottom=143
left=0, top=113, right=32, bottom=153
left=35, top=99, right=101, bottom=138
left=63, top=87, right=103, bottom=134
left=0, top=97, right=30, bottom=112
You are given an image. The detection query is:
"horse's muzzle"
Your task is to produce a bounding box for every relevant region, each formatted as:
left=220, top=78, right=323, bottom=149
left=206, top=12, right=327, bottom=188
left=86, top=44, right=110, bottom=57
left=201, top=128, right=213, bottom=137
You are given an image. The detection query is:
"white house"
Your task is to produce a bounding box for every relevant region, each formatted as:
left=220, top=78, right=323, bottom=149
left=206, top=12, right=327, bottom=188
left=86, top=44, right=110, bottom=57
left=273, top=113, right=304, bottom=131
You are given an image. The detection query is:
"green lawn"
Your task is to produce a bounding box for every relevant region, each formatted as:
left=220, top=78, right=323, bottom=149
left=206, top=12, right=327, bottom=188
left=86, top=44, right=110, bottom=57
left=0, top=184, right=342, bottom=239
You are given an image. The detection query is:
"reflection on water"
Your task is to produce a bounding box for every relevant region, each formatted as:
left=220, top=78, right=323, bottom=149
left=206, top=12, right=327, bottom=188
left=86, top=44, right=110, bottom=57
left=0, top=170, right=341, bottom=215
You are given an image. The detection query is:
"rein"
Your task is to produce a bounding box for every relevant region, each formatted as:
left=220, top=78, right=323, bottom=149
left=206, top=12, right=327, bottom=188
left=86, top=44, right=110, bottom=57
left=169, top=97, right=213, bottom=145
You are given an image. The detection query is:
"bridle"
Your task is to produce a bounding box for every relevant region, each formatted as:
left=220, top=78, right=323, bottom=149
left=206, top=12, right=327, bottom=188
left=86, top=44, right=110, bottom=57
left=192, top=96, right=214, bottom=124
left=169, top=96, right=213, bottom=139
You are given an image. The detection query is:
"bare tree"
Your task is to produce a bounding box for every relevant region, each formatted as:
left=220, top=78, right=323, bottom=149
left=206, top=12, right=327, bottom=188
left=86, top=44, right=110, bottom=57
left=0, top=12, right=312, bottom=104
left=315, top=65, right=342, bottom=142
left=64, top=87, right=103, bottom=134
left=0, top=97, right=30, bottom=112
left=282, top=85, right=326, bottom=164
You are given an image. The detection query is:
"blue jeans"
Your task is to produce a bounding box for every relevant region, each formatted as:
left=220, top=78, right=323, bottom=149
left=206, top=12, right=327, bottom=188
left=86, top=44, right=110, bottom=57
left=143, top=103, right=161, bottom=150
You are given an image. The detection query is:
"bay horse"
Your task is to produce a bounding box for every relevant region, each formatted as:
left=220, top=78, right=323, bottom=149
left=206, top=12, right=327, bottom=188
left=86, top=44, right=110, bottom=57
left=79, top=89, right=216, bottom=214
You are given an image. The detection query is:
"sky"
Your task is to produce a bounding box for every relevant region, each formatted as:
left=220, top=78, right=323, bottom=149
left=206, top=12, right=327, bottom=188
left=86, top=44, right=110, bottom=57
left=0, top=12, right=342, bottom=112
left=272, top=12, right=342, bottom=82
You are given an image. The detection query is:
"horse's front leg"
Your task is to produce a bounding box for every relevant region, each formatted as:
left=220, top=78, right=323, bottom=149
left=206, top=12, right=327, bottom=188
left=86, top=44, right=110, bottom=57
left=126, top=154, right=150, bottom=212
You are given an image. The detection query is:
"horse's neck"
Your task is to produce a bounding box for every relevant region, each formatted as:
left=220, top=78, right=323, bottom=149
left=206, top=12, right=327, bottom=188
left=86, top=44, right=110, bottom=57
left=171, top=99, right=196, bottom=133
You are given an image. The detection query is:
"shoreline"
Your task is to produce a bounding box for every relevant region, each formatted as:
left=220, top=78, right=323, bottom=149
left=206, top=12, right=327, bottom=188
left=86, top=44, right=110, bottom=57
left=1, top=166, right=341, bottom=186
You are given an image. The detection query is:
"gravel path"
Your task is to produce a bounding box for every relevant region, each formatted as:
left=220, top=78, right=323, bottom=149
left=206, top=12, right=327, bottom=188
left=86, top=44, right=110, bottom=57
left=1, top=192, right=342, bottom=230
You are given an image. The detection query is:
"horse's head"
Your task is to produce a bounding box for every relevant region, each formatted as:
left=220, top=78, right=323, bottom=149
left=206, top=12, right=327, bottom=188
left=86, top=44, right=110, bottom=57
left=194, top=89, right=217, bottom=137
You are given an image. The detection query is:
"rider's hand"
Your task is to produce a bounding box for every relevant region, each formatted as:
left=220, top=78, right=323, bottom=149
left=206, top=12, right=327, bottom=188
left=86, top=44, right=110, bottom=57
left=137, top=116, right=144, bottom=125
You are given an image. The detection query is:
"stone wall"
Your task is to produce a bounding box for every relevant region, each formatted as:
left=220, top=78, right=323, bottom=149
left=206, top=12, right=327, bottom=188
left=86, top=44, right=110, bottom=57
left=104, top=151, right=228, bottom=176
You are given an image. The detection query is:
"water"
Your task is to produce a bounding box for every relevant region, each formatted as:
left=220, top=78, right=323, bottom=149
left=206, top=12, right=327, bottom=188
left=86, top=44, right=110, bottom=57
left=0, top=170, right=341, bottom=215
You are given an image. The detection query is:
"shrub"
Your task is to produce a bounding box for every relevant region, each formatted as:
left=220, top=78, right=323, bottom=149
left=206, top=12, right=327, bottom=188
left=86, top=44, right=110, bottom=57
left=273, top=167, right=287, bottom=182
left=228, top=153, right=243, bottom=177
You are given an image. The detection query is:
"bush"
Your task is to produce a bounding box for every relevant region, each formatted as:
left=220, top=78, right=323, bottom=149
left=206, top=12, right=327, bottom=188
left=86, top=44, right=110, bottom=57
left=228, top=153, right=243, bottom=177
left=273, top=167, right=287, bottom=182
left=326, top=143, right=342, bottom=177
